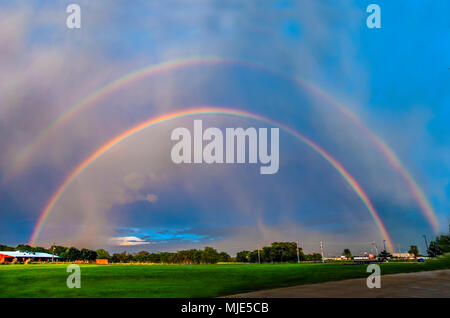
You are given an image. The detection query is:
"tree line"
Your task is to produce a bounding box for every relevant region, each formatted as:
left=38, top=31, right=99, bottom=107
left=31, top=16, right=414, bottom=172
left=0, top=243, right=231, bottom=264
left=1, top=235, right=448, bottom=263
left=106, top=247, right=231, bottom=264
left=236, top=242, right=322, bottom=263
left=425, top=235, right=450, bottom=257
left=404, top=235, right=450, bottom=258
left=0, top=244, right=99, bottom=262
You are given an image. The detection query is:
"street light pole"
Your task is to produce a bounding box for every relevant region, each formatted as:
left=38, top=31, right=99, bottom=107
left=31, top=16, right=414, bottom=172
left=296, top=242, right=300, bottom=264
left=52, top=243, right=55, bottom=263
left=423, top=235, right=429, bottom=252
left=320, top=242, right=324, bottom=263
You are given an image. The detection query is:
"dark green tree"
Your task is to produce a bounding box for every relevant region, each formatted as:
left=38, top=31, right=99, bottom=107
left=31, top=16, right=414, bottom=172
left=261, top=246, right=272, bottom=263
left=408, top=245, right=419, bottom=258
left=96, top=249, right=111, bottom=260
left=80, top=248, right=97, bottom=261
left=51, top=245, right=67, bottom=256
left=248, top=250, right=259, bottom=263
left=236, top=251, right=250, bottom=263
left=16, top=244, right=34, bottom=252
left=218, top=251, right=231, bottom=262
left=63, top=247, right=81, bottom=261
left=133, top=251, right=150, bottom=262
left=427, top=241, right=443, bottom=257
left=201, top=247, right=219, bottom=264
left=343, top=249, right=353, bottom=260
left=436, top=235, right=450, bottom=253
left=114, top=251, right=132, bottom=263
left=0, top=244, right=14, bottom=251
left=269, top=242, right=297, bottom=262
left=378, top=250, right=392, bottom=261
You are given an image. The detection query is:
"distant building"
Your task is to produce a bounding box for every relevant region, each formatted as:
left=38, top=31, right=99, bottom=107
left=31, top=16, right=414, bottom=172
left=0, top=251, right=60, bottom=263
left=392, top=253, right=414, bottom=260
left=96, top=259, right=109, bottom=265
left=323, top=256, right=348, bottom=261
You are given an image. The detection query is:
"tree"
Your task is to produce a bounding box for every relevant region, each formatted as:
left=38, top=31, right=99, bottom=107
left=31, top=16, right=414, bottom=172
left=96, top=249, right=111, bottom=260
left=159, top=252, right=173, bottom=263
left=147, top=253, right=160, bottom=263
left=269, top=242, right=297, bottom=262
left=16, top=244, right=49, bottom=253
left=297, top=246, right=305, bottom=262
left=113, top=251, right=132, bottom=263
left=236, top=242, right=312, bottom=263
left=111, top=253, right=120, bottom=263
left=261, top=247, right=272, bottom=263
left=236, top=251, right=250, bottom=263
left=32, top=246, right=48, bottom=253
left=408, top=245, right=419, bottom=258
left=248, top=250, right=259, bottom=263
left=436, top=235, right=450, bottom=253
left=51, top=245, right=67, bottom=256
left=191, top=249, right=202, bottom=264
left=89, top=250, right=97, bottom=261
left=270, top=242, right=284, bottom=262
left=218, top=251, right=231, bottom=262
left=80, top=248, right=97, bottom=261
left=133, top=251, right=150, bottom=263
left=343, top=249, right=352, bottom=260
left=378, top=250, right=392, bottom=261
left=0, top=244, right=14, bottom=251
left=16, top=244, right=35, bottom=252
left=201, top=247, right=219, bottom=264
left=427, top=235, right=450, bottom=257
left=427, top=241, right=443, bottom=257
left=62, top=247, right=81, bottom=261
left=312, top=253, right=323, bottom=262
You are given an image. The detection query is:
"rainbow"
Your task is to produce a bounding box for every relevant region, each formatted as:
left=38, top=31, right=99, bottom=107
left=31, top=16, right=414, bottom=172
left=29, top=106, right=395, bottom=252
left=296, top=84, right=440, bottom=234
left=5, top=55, right=437, bottom=233
left=3, top=57, right=228, bottom=182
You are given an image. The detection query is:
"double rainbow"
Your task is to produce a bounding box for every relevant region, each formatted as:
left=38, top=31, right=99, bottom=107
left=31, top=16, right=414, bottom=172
left=7, top=56, right=436, bottom=247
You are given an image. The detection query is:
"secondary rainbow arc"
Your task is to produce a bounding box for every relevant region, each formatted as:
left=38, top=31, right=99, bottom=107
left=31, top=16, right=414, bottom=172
left=5, top=56, right=439, bottom=233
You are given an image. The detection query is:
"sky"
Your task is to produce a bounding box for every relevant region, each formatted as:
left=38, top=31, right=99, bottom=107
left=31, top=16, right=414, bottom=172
left=0, top=0, right=448, bottom=257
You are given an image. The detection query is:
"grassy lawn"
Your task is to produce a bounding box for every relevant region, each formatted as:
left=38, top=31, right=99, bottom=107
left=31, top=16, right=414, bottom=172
left=1, top=255, right=449, bottom=298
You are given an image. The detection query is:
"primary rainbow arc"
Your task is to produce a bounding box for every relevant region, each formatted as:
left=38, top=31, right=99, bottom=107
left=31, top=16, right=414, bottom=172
left=29, top=106, right=395, bottom=252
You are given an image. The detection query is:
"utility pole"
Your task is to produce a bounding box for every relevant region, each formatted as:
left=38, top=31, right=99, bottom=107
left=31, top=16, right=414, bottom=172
left=320, top=242, right=324, bottom=263
left=296, top=242, right=300, bottom=264
left=52, top=243, right=55, bottom=263
left=257, top=247, right=261, bottom=264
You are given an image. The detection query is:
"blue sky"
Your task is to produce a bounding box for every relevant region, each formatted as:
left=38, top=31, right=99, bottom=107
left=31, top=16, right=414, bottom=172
left=0, top=0, right=448, bottom=256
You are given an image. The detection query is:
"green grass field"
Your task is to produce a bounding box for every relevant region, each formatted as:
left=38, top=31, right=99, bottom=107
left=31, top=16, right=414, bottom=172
left=1, top=256, right=449, bottom=297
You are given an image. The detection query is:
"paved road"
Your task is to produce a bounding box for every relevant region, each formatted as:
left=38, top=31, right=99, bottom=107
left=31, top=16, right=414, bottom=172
left=226, top=269, right=450, bottom=298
